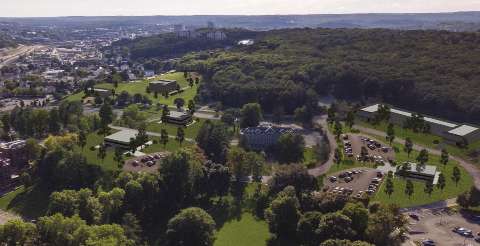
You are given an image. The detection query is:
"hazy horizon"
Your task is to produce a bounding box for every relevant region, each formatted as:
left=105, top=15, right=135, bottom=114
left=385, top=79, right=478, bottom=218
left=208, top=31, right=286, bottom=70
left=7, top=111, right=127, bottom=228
left=1, top=0, right=480, bottom=18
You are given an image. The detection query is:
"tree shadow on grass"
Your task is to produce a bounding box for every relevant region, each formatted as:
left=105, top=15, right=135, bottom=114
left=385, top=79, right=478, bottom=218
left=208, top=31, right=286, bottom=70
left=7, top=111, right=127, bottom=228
left=7, top=183, right=51, bottom=220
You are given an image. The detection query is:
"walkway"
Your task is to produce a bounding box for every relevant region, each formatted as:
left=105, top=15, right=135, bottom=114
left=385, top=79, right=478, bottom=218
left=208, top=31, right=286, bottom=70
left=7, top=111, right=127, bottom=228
left=109, top=125, right=196, bottom=143
left=354, top=125, right=480, bottom=190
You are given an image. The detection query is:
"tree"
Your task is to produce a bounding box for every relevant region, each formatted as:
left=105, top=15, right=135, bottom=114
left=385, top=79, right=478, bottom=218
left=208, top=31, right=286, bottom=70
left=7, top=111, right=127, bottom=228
left=187, top=100, right=196, bottom=114
left=24, top=138, right=40, bottom=162
left=405, top=180, right=414, bottom=199
left=360, top=146, right=369, bottom=161
left=97, top=144, right=107, bottom=163
left=327, top=106, right=336, bottom=124
left=452, top=166, right=461, bottom=186
left=333, top=120, right=343, bottom=140
left=416, top=149, right=429, bottom=167
left=166, top=207, right=216, bottom=246
left=162, top=105, right=170, bottom=121
left=1, top=113, right=10, bottom=133
left=424, top=182, right=434, bottom=196
left=176, top=127, right=185, bottom=146
left=345, top=110, right=355, bottom=129
left=20, top=172, right=32, bottom=187
left=78, top=131, right=87, bottom=151
left=114, top=147, right=124, bottom=168
left=48, top=109, right=61, bottom=134
left=274, top=133, right=305, bottom=164
left=0, top=220, right=37, bottom=245
left=316, top=212, right=356, bottom=242
left=334, top=148, right=342, bottom=166
left=404, top=137, right=413, bottom=157
left=265, top=186, right=300, bottom=241
left=99, top=102, right=114, bottom=133
left=386, top=123, right=395, bottom=145
left=160, top=129, right=169, bottom=147
left=437, top=173, right=446, bottom=192
left=174, top=98, right=186, bottom=111
left=440, top=149, right=449, bottom=168
left=385, top=177, right=394, bottom=198
left=297, top=212, right=323, bottom=246
left=341, top=203, right=369, bottom=236
left=121, top=213, right=142, bottom=244
left=240, top=103, right=262, bottom=128
left=196, top=121, right=230, bottom=163
left=294, top=106, right=313, bottom=126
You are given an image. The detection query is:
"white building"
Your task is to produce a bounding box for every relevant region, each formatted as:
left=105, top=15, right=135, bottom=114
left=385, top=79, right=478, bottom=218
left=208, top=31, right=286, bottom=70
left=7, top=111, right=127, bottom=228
left=358, top=104, right=480, bottom=144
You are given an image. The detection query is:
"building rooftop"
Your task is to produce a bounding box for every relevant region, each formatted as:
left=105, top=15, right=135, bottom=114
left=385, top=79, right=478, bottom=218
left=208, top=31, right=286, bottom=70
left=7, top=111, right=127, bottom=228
left=448, top=125, right=479, bottom=137
left=150, top=79, right=177, bottom=85
left=105, top=130, right=138, bottom=144
left=361, top=104, right=458, bottom=128
left=241, top=124, right=300, bottom=136
left=167, top=111, right=190, bottom=119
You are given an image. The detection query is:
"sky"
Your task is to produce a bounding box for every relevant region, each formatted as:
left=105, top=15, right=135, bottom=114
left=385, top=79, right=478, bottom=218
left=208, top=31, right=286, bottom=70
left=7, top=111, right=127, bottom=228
left=1, top=0, right=480, bottom=17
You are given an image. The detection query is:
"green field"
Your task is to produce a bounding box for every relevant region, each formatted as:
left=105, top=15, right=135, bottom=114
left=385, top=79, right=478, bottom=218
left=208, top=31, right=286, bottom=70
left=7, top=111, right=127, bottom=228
left=214, top=212, right=269, bottom=246
left=0, top=184, right=50, bottom=219
left=65, top=72, right=200, bottom=107
left=372, top=143, right=474, bottom=207
left=146, top=118, right=207, bottom=140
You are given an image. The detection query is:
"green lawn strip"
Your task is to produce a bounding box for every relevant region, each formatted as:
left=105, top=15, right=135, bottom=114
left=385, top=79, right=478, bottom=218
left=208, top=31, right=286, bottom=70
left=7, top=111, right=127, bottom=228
left=143, top=136, right=192, bottom=153
left=146, top=118, right=206, bottom=140
left=327, top=159, right=377, bottom=175
left=372, top=143, right=473, bottom=207
left=0, top=183, right=51, bottom=219
left=214, top=212, right=269, bottom=246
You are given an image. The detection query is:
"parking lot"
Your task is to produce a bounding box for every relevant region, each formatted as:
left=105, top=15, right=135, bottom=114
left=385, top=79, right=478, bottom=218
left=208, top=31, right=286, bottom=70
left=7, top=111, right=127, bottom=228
left=324, top=167, right=382, bottom=198
left=123, top=152, right=168, bottom=173
left=404, top=208, right=480, bottom=246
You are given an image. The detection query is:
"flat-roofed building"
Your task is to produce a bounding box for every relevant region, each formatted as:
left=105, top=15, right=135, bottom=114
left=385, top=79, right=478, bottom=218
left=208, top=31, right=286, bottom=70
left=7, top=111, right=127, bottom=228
left=104, top=129, right=140, bottom=149
left=358, top=104, right=480, bottom=144
left=444, top=125, right=480, bottom=144
left=162, top=111, right=193, bottom=125
left=94, top=88, right=112, bottom=98
left=148, top=80, right=178, bottom=94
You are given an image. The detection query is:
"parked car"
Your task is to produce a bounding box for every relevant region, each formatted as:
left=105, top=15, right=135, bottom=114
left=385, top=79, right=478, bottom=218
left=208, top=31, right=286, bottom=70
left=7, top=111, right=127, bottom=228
left=329, top=176, right=337, bottom=182
left=421, top=239, right=435, bottom=246
left=409, top=213, right=420, bottom=220
left=344, top=177, right=353, bottom=183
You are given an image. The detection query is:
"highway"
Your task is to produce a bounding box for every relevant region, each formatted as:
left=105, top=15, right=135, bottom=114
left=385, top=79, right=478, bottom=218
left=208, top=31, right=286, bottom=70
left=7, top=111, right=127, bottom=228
left=0, top=45, right=41, bottom=69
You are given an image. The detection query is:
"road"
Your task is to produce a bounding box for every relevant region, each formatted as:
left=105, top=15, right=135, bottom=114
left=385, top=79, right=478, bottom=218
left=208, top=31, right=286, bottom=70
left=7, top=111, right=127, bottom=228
left=0, top=45, right=41, bottom=69
left=354, top=125, right=480, bottom=190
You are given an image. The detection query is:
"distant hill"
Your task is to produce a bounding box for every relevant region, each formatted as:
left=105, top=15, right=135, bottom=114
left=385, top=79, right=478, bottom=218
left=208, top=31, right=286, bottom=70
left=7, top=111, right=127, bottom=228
left=111, top=28, right=259, bottom=59
left=175, top=28, right=480, bottom=124
left=2, top=12, right=480, bottom=30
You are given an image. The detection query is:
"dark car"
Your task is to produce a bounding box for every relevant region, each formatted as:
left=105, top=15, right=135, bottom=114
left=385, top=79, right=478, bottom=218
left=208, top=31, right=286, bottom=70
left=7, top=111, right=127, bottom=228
left=409, top=213, right=420, bottom=220
left=422, top=239, right=435, bottom=246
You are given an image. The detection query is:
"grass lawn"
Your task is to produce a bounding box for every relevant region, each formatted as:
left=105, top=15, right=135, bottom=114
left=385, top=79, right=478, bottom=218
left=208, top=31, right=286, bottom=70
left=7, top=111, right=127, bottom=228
left=65, top=72, right=200, bottom=107
left=0, top=183, right=51, bottom=219
left=143, top=136, right=192, bottom=153
left=146, top=118, right=207, bottom=140
left=214, top=212, right=269, bottom=246
left=372, top=143, right=474, bottom=207
left=74, top=131, right=123, bottom=171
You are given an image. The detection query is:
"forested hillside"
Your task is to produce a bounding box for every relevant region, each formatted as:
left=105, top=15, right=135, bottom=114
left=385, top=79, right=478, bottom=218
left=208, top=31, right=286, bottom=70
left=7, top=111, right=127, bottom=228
left=176, top=28, right=480, bottom=123
left=112, top=28, right=258, bottom=59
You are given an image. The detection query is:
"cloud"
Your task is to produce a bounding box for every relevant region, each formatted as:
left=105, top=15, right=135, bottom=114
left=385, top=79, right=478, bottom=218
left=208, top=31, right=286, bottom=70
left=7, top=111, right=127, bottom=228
left=0, top=0, right=479, bottom=17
